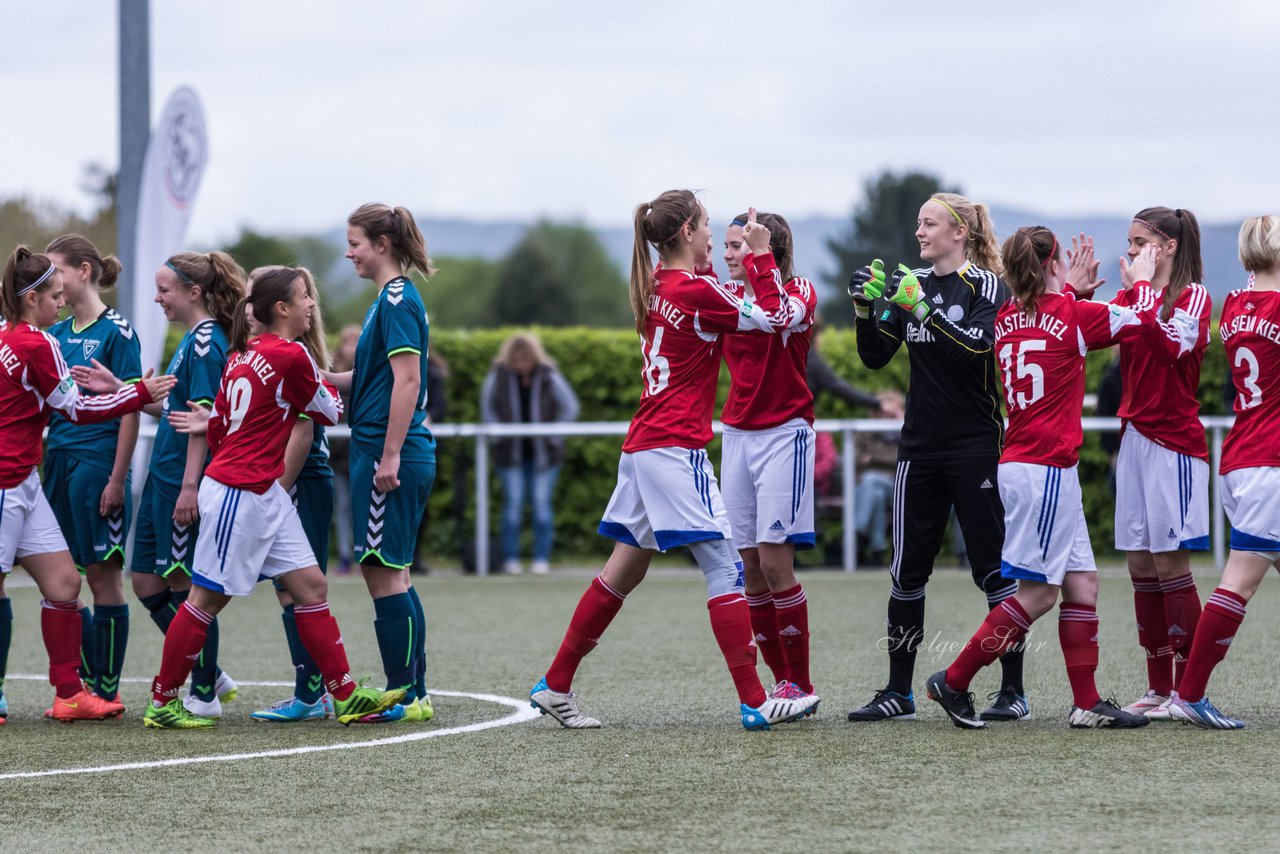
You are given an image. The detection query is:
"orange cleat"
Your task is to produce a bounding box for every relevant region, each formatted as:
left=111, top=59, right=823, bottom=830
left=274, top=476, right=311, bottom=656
left=47, top=689, right=126, bottom=723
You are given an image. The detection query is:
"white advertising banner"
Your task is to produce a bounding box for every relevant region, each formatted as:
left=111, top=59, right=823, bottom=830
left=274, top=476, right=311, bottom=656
left=132, top=86, right=208, bottom=374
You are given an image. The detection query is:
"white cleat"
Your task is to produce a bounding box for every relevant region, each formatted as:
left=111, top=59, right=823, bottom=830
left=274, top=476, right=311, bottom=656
left=183, top=692, right=223, bottom=719
left=530, top=677, right=601, bottom=729
left=215, top=671, right=239, bottom=703
left=1122, top=689, right=1171, bottom=720
left=741, top=692, right=821, bottom=730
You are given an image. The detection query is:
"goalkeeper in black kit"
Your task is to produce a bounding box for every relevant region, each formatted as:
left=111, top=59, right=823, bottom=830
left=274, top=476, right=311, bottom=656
left=844, top=192, right=1024, bottom=724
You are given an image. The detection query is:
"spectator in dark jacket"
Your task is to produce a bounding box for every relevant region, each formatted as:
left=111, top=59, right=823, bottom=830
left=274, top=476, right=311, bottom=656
left=481, top=333, right=579, bottom=574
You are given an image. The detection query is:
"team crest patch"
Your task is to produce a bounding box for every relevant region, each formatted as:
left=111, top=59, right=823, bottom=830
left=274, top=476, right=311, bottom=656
left=83, top=340, right=100, bottom=360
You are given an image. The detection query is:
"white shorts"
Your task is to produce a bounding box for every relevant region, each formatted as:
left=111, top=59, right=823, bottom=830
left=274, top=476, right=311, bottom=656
left=191, top=478, right=317, bottom=597
left=1222, top=467, right=1280, bottom=559
left=0, top=468, right=70, bottom=573
left=1115, top=427, right=1210, bottom=553
left=599, top=447, right=733, bottom=552
left=721, top=419, right=816, bottom=550
left=998, top=462, right=1096, bottom=586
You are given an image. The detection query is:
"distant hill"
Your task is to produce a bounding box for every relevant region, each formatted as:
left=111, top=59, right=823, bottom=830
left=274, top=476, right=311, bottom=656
left=322, top=209, right=1249, bottom=305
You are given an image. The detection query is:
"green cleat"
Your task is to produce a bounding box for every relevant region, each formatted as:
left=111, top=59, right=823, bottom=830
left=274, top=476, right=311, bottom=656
left=334, top=685, right=406, bottom=726
left=143, top=698, right=216, bottom=729
left=415, top=695, right=434, bottom=721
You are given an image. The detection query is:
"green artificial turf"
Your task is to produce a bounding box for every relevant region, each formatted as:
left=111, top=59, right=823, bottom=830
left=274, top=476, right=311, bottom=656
left=2, top=567, right=1279, bottom=852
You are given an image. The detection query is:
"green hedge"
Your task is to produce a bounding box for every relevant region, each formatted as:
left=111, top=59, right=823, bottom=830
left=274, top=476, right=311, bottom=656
left=159, top=324, right=1234, bottom=565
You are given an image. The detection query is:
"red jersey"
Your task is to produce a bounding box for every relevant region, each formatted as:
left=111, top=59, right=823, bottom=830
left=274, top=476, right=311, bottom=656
left=997, top=284, right=1155, bottom=468
left=0, top=321, right=150, bottom=489
left=622, top=253, right=798, bottom=453
left=1113, top=281, right=1212, bottom=459
left=205, top=334, right=342, bottom=493
left=721, top=258, right=817, bottom=430
left=1219, top=287, right=1280, bottom=474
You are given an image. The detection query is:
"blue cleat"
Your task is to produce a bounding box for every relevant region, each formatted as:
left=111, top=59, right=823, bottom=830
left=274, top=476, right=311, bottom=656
left=1167, top=693, right=1245, bottom=730
left=0, top=691, right=7, bottom=723
left=250, top=695, right=333, bottom=723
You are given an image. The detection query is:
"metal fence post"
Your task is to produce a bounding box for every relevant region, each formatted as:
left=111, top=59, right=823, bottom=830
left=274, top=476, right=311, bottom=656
left=842, top=427, right=857, bottom=572
left=474, top=429, right=490, bottom=576
left=1211, top=423, right=1225, bottom=571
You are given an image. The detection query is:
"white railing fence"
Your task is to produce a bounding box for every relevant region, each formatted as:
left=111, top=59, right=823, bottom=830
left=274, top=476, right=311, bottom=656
left=130, top=415, right=1237, bottom=576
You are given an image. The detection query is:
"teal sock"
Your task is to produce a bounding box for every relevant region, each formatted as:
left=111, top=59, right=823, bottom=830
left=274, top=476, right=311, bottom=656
left=92, top=604, right=129, bottom=701
left=282, top=605, right=324, bottom=705
left=373, top=593, right=415, bottom=695
left=78, top=606, right=96, bottom=691
left=407, top=586, right=428, bottom=700
left=0, top=598, right=11, bottom=697
left=139, top=589, right=176, bottom=634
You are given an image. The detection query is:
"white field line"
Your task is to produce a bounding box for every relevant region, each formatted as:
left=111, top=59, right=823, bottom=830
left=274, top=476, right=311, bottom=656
left=0, top=677, right=541, bottom=781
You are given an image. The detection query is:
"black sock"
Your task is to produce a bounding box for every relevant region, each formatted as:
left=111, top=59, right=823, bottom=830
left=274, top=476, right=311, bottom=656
left=886, top=590, right=926, bottom=695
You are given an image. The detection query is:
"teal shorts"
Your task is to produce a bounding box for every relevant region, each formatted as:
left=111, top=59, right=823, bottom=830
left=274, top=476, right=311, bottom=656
left=350, top=444, right=435, bottom=570
left=131, top=473, right=197, bottom=577
left=42, top=450, right=131, bottom=570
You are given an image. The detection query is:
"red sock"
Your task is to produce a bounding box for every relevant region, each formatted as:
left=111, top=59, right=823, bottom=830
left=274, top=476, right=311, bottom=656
left=1132, top=577, right=1173, bottom=695
left=41, top=599, right=83, bottom=698
left=1161, top=573, right=1202, bottom=686
left=946, top=598, right=1032, bottom=691
left=545, top=576, right=625, bottom=693
left=294, top=602, right=356, bottom=701
left=1059, top=602, right=1101, bottom=710
left=708, top=593, right=767, bottom=707
left=746, top=590, right=787, bottom=685
left=1176, top=588, right=1245, bottom=703
left=152, top=601, right=212, bottom=704
left=774, top=584, right=812, bottom=693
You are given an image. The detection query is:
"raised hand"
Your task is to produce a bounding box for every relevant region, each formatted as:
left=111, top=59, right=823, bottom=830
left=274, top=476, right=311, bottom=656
left=848, top=259, right=887, bottom=305
left=1066, top=233, right=1106, bottom=297
left=141, top=373, right=177, bottom=403
left=741, top=207, right=772, bottom=256
left=167, top=401, right=211, bottom=435
left=71, top=358, right=125, bottom=393
left=1122, top=244, right=1160, bottom=289
left=888, top=264, right=930, bottom=321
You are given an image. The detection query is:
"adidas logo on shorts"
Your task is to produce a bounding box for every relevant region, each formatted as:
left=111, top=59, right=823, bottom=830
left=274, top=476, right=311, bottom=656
left=980, top=479, right=994, bottom=489
left=1168, top=527, right=1177, bottom=539
left=769, top=520, right=786, bottom=533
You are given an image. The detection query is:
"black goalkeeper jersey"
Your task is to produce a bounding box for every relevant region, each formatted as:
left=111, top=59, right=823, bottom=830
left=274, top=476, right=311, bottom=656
left=855, top=261, right=1007, bottom=461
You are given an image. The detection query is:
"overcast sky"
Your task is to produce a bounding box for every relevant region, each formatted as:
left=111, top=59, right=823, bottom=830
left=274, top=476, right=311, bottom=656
left=2, top=1, right=1275, bottom=245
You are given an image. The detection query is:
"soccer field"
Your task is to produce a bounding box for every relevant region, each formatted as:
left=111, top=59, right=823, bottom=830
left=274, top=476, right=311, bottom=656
left=3, top=567, right=1280, bottom=851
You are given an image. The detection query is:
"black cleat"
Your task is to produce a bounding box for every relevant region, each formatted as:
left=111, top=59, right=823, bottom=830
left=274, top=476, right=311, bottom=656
left=980, top=687, right=1031, bottom=722
left=925, top=670, right=986, bottom=729
left=847, top=688, right=916, bottom=722
left=1068, top=698, right=1151, bottom=729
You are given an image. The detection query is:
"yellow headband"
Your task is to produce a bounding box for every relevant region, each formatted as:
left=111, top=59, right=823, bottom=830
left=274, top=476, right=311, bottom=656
left=930, top=196, right=965, bottom=228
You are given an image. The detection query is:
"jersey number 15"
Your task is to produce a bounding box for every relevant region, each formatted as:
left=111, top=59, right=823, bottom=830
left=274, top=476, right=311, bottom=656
left=998, top=340, right=1046, bottom=411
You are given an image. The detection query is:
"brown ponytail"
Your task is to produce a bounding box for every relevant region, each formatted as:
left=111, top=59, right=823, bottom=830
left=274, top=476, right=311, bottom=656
left=630, top=189, right=700, bottom=338
left=1132, top=206, right=1203, bottom=320
left=347, top=203, right=435, bottom=278
left=231, top=266, right=303, bottom=353
left=2, top=245, right=57, bottom=324
left=166, top=250, right=247, bottom=332
left=45, top=234, right=121, bottom=290
left=1000, top=226, right=1057, bottom=320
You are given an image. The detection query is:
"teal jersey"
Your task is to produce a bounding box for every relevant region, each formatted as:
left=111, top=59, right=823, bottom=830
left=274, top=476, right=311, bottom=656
left=349, top=276, right=434, bottom=460
left=148, top=319, right=229, bottom=486
left=46, top=309, right=143, bottom=462
left=299, top=416, right=334, bottom=479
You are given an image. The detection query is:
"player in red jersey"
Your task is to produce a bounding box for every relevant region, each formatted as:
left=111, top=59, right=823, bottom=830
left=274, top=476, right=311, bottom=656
left=1105, top=208, right=1212, bottom=720
left=925, top=227, right=1156, bottom=729
left=140, top=267, right=404, bottom=728
left=0, top=246, right=174, bottom=723
left=529, top=192, right=819, bottom=730
left=1168, top=216, right=1280, bottom=729
left=720, top=211, right=819, bottom=708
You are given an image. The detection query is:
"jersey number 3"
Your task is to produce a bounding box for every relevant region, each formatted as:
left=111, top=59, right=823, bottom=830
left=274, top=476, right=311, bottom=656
left=998, top=340, right=1046, bottom=411
left=1235, top=346, right=1262, bottom=410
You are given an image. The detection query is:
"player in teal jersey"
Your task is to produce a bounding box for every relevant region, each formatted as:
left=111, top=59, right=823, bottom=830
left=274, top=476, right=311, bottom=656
left=42, top=235, right=140, bottom=712
left=323, top=204, right=435, bottom=723
left=245, top=267, right=340, bottom=722
left=82, top=251, right=247, bottom=717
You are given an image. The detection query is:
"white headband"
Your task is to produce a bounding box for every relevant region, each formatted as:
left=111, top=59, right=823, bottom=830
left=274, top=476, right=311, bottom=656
left=17, top=264, right=55, bottom=296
